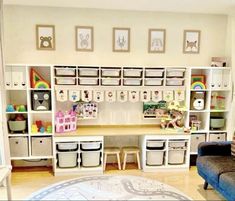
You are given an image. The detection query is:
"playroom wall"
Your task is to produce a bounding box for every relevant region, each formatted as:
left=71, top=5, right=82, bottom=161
left=3, top=5, right=229, bottom=66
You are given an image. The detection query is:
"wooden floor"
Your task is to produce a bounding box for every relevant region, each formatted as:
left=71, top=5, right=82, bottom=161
left=0, top=165, right=224, bottom=201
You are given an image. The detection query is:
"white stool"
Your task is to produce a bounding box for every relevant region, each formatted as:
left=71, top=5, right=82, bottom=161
left=103, top=147, right=121, bottom=170
left=122, top=146, right=141, bottom=170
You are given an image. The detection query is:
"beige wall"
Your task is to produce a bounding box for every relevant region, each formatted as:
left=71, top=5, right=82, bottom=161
left=3, top=5, right=229, bottom=66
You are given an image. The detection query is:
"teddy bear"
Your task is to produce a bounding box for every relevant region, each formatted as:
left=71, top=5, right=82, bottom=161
left=40, top=36, right=52, bottom=48
left=190, top=92, right=205, bottom=110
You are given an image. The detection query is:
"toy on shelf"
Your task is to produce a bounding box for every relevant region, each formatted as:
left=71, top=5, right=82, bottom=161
left=31, top=124, right=38, bottom=133
left=31, top=121, right=52, bottom=134
left=190, top=92, right=205, bottom=110
left=55, top=110, right=77, bottom=133
left=6, top=104, right=15, bottom=112
left=6, top=104, right=27, bottom=112
left=191, top=75, right=206, bottom=90
left=8, top=114, right=27, bottom=134
left=30, top=68, right=50, bottom=89
left=32, top=90, right=51, bottom=111
left=191, top=81, right=206, bottom=90
left=211, top=92, right=226, bottom=110
left=191, top=120, right=201, bottom=131
left=74, top=102, right=98, bottom=120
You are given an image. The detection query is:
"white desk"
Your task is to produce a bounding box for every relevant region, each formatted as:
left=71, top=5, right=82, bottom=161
left=0, top=166, right=12, bottom=201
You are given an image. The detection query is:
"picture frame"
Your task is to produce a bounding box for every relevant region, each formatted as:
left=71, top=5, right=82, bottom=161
left=148, top=29, right=166, bottom=53
left=183, top=30, right=201, bottom=54
left=75, top=26, right=94, bottom=51
left=36, top=25, right=55, bottom=50
left=113, top=27, right=130, bottom=52
left=191, top=75, right=206, bottom=84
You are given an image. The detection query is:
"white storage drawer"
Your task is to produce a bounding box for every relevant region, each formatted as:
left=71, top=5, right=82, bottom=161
left=168, top=150, right=186, bottom=165
left=79, top=78, right=99, bottom=85
left=123, top=78, right=142, bottom=86
left=123, top=68, right=143, bottom=78
left=78, top=68, right=99, bottom=77
left=144, top=78, right=163, bottom=86
left=101, top=68, right=121, bottom=77
left=101, top=78, right=120, bottom=86
left=57, top=152, right=78, bottom=168
left=55, top=77, right=76, bottom=85
left=9, top=137, right=29, bottom=157
left=31, top=137, right=52, bottom=156
left=145, top=69, right=164, bottom=78
left=57, top=142, right=78, bottom=152
left=209, top=133, right=226, bottom=142
left=146, top=140, right=165, bottom=150
left=166, top=78, right=184, bottom=86
left=191, top=134, right=206, bottom=153
left=55, top=67, right=76, bottom=77
left=81, top=142, right=102, bottom=151
left=169, top=140, right=187, bottom=148
left=146, top=150, right=165, bottom=166
left=166, top=69, right=185, bottom=78
left=81, top=151, right=101, bottom=167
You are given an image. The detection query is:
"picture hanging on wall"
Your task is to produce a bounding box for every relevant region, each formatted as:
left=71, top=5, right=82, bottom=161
left=36, top=25, right=55, bottom=50
left=183, top=30, right=201, bottom=54
left=148, top=29, right=166, bottom=53
left=113, top=27, right=130, bottom=52
left=75, top=26, right=94, bottom=51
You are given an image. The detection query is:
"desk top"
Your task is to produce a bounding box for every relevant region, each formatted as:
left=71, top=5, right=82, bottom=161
left=55, top=125, right=188, bottom=137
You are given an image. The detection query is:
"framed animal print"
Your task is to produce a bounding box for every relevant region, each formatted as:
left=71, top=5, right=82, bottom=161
left=113, top=28, right=130, bottom=52
left=36, top=25, right=55, bottom=50
left=183, top=30, right=201, bottom=54
left=148, top=29, right=166, bottom=53
left=76, top=26, right=94, bottom=51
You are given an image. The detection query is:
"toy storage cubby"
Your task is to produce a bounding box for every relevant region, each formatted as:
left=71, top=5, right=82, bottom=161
left=188, top=67, right=232, bottom=155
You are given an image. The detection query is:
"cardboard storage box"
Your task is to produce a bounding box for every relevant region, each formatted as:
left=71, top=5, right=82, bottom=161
left=31, top=137, right=52, bottom=156
left=209, top=133, right=226, bottom=142
left=190, top=134, right=206, bottom=153
left=9, top=137, right=29, bottom=157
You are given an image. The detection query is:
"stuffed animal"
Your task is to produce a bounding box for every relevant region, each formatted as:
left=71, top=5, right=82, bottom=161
left=190, top=92, right=205, bottom=110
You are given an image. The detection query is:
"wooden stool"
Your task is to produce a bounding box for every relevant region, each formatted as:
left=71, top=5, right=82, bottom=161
left=122, top=146, right=141, bottom=170
left=103, top=147, right=121, bottom=170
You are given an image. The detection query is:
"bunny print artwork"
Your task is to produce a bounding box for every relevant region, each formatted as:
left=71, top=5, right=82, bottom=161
left=76, top=26, right=93, bottom=51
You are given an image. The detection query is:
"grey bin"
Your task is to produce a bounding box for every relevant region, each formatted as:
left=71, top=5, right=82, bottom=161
left=31, top=137, right=52, bottom=156
left=58, top=152, right=78, bottom=168
left=190, top=134, right=206, bottom=153
left=146, top=151, right=165, bottom=166
left=9, top=137, right=29, bottom=157
left=168, top=150, right=186, bottom=165
left=209, top=133, right=226, bottom=142
left=81, top=151, right=101, bottom=167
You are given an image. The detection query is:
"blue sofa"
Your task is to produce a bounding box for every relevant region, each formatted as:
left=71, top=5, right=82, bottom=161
left=197, top=141, right=235, bottom=201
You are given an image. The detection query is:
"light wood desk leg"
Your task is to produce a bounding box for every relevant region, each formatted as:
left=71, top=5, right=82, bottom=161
left=116, top=153, right=121, bottom=170
left=6, top=174, right=12, bottom=201
left=103, top=154, right=107, bottom=171
left=136, top=152, right=141, bottom=170
left=122, top=153, right=127, bottom=170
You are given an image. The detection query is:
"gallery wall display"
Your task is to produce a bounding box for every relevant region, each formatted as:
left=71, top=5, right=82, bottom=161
left=75, top=26, right=94, bottom=51
left=183, top=30, right=201, bottom=54
left=36, top=25, right=55, bottom=50
left=148, top=29, right=166, bottom=53
left=113, top=27, right=130, bottom=52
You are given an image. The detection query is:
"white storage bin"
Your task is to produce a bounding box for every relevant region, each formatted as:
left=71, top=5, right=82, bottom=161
left=168, top=150, right=186, bottom=165
left=81, top=142, right=101, bottom=151
left=190, top=134, right=206, bottom=153
left=145, top=78, right=163, bottom=86
left=123, top=68, right=142, bottom=77
left=55, top=67, right=76, bottom=77
left=57, top=152, right=78, bottom=168
left=101, top=68, right=121, bottom=77
left=145, top=69, right=164, bottom=78
left=209, top=133, right=226, bottom=142
left=123, top=78, right=142, bottom=86
left=82, top=151, right=101, bottom=167
left=146, top=140, right=165, bottom=150
left=166, top=69, right=185, bottom=78
left=9, top=137, right=28, bottom=157
left=169, top=141, right=187, bottom=148
left=79, top=68, right=99, bottom=77
left=55, top=77, right=76, bottom=85
left=101, top=78, right=120, bottom=86
left=31, top=137, right=52, bottom=156
left=57, top=143, right=78, bottom=152
left=146, top=150, right=165, bottom=166
left=166, top=78, right=184, bottom=86
left=79, top=78, right=98, bottom=85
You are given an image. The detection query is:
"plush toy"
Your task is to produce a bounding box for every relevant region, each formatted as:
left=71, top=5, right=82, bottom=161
left=190, top=92, right=205, bottom=110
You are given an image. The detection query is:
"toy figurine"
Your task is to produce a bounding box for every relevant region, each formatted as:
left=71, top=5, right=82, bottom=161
left=31, top=124, right=38, bottom=133
left=46, top=125, right=52, bottom=133
left=40, top=127, right=45, bottom=133
left=6, top=104, right=15, bottom=112
left=17, top=105, right=27, bottom=112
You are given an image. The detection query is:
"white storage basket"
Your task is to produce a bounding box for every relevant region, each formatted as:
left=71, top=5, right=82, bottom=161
left=82, top=151, right=101, bottom=167
left=169, top=141, right=187, bottom=149
left=9, top=137, right=29, bottom=157
left=166, top=78, right=184, bottom=86
left=57, top=143, right=78, bottom=152
left=79, top=78, right=99, bottom=85
left=168, top=150, right=186, bottom=165
left=58, top=152, right=78, bottom=168
left=146, top=140, right=165, bottom=150
left=209, top=133, right=226, bottom=142
left=31, top=137, right=52, bottom=156
left=55, top=67, right=76, bottom=77
left=123, top=68, right=142, bottom=77
left=166, top=69, right=185, bottom=78
left=81, top=142, right=101, bottom=151
left=123, top=78, right=142, bottom=86
left=146, top=150, right=165, bottom=166
left=101, top=68, right=121, bottom=77
left=145, top=69, right=164, bottom=78
left=79, top=68, right=99, bottom=77
left=101, top=78, right=120, bottom=86
left=145, top=78, right=163, bottom=86
left=55, top=77, right=76, bottom=85
left=190, top=134, right=206, bottom=153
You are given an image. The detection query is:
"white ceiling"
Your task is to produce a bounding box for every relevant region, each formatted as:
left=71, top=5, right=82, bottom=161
left=3, top=0, right=235, bottom=15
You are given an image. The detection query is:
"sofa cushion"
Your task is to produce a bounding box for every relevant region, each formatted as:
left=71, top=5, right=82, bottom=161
left=232, top=136, right=235, bottom=156
left=197, top=156, right=235, bottom=183
left=219, top=172, right=235, bottom=200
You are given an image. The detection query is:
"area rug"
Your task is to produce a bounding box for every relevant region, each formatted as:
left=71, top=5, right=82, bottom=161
left=27, top=175, right=192, bottom=200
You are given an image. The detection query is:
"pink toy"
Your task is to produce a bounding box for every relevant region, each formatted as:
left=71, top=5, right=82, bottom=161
left=55, top=110, right=77, bottom=133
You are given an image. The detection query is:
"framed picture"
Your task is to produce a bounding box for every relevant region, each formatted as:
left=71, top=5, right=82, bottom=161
left=75, top=26, right=94, bottom=51
left=113, top=28, right=130, bottom=52
left=183, top=30, right=201, bottom=54
left=148, top=29, right=166, bottom=53
left=36, top=25, right=55, bottom=50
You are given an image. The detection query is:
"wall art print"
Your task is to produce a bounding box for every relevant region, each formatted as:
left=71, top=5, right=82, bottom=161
left=113, top=27, right=130, bottom=52
left=36, top=25, right=55, bottom=50
left=148, top=29, right=166, bottom=53
left=183, top=30, right=201, bottom=54
left=76, top=26, right=94, bottom=51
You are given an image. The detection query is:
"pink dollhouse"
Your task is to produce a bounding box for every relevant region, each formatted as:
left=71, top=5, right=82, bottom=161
left=55, top=110, right=77, bottom=133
